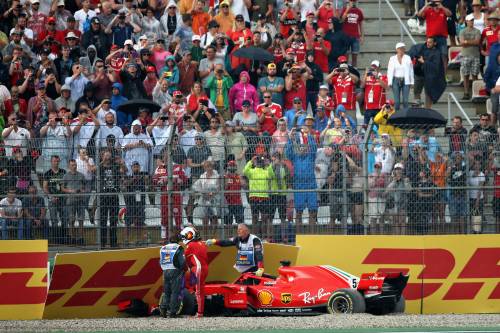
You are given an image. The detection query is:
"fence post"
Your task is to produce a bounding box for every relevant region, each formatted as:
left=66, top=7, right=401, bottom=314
left=342, top=151, right=348, bottom=235
left=166, top=123, right=177, bottom=241
left=95, top=148, right=101, bottom=250
left=378, top=0, right=382, bottom=38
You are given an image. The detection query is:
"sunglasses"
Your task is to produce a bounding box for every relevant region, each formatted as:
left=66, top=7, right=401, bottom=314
left=96, top=65, right=104, bottom=68
left=48, top=23, right=56, bottom=25
left=221, top=5, right=228, bottom=7
left=294, top=102, right=302, bottom=104
left=264, top=96, right=271, bottom=98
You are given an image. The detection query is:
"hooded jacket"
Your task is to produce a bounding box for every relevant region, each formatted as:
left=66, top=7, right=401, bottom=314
left=160, top=0, right=183, bottom=39
left=228, top=71, right=259, bottom=113
left=79, top=45, right=102, bottom=75
left=81, top=25, right=110, bottom=59
left=324, top=18, right=353, bottom=71
left=159, top=55, right=180, bottom=94
left=111, top=83, right=131, bottom=128
left=285, top=132, right=317, bottom=189
left=334, top=105, right=357, bottom=132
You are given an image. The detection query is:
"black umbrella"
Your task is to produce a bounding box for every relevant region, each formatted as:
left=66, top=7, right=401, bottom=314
left=117, top=99, right=161, bottom=115
left=387, top=107, right=447, bottom=129
left=232, top=46, right=274, bottom=62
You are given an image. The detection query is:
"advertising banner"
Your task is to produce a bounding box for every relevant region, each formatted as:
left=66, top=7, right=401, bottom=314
left=43, top=243, right=298, bottom=319
left=0, top=240, right=48, bottom=320
left=296, top=235, right=500, bottom=314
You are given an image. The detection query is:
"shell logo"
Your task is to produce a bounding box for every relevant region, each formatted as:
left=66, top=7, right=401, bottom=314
left=257, top=290, right=274, bottom=306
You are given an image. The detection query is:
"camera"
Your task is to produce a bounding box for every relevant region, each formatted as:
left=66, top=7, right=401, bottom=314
left=216, top=69, right=224, bottom=74
left=367, top=70, right=374, bottom=76
left=55, top=117, right=63, bottom=122
left=429, top=2, right=438, bottom=6
left=160, top=116, right=168, bottom=120
left=16, top=4, right=22, bottom=9
left=200, top=99, right=209, bottom=107
left=265, top=103, right=270, bottom=107
left=254, top=156, right=265, bottom=167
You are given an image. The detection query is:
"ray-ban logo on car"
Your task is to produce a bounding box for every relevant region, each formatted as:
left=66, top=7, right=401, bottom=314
left=280, top=293, right=292, bottom=304
left=299, top=288, right=331, bottom=304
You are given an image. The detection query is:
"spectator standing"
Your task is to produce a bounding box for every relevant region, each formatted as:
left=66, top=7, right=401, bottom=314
left=256, top=93, right=282, bottom=135
left=445, top=116, right=468, bottom=155
left=120, top=63, right=148, bottom=100
left=284, top=64, right=308, bottom=111
left=160, top=2, right=184, bottom=42
left=71, top=105, right=100, bottom=159
left=198, top=46, right=224, bottom=88
left=460, top=14, right=481, bottom=100
left=447, top=152, right=467, bottom=233
left=0, top=188, right=24, bottom=240
left=324, top=18, right=352, bottom=71
left=304, top=52, right=324, bottom=115
left=361, top=60, right=388, bottom=125
left=258, top=63, right=285, bottom=106
left=97, top=113, right=124, bottom=149
left=177, top=50, right=198, bottom=95
left=43, top=155, right=66, bottom=242
left=233, top=100, right=260, bottom=158
left=206, top=65, right=234, bottom=117
left=8, top=148, right=32, bottom=196
left=340, top=0, right=364, bottom=67
left=74, top=0, right=97, bottom=33
left=105, top=12, right=141, bottom=48
left=122, top=120, right=153, bottom=174
left=61, top=159, right=86, bottom=244
left=147, top=115, right=176, bottom=158
left=387, top=42, right=414, bottom=112
left=284, top=97, right=307, bottom=130
left=54, top=85, right=75, bottom=115
left=229, top=71, right=259, bottom=117
left=487, top=50, right=500, bottom=125
left=327, top=63, right=359, bottom=120
left=81, top=17, right=110, bottom=61
left=152, top=77, right=173, bottom=109
left=223, top=160, right=244, bottom=225
left=481, top=12, right=500, bottom=67
left=193, top=159, right=222, bottom=229
left=179, top=115, right=200, bottom=157
left=204, top=117, right=225, bottom=171
left=2, top=113, right=31, bottom=158
left=40, top=113, right=72, bottom=172
left=417, top=0, right=451, bottom=70
left=65, top=64, right=90, bottom=102
left=368, top=162, right=387, bottom=234
left=385, top=163, right=411, bottom=235
left=98, top=149, right=125, bottom=248
left=285, top=129, right=318, bottom=231
left=123, top=162, right=149, bottom=245
left=374, top=133, right=396, bottom=174
left=471, top=113, right=497, bottom=145
left=23, top=185, right=47, bottom=240
left=224, top=121, right=248, bottom=174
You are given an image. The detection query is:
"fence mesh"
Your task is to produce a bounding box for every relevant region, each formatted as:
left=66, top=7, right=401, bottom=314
left=1, top=119, right=499, bottom=249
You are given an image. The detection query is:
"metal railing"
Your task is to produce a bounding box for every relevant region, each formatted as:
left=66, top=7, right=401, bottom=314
left=448, top=92, right=474, bottom=127
left=378, top=0, right=418, bottom=44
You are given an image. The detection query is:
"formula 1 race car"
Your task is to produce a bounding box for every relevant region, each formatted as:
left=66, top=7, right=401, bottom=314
left=201, top=262, right=408, bottom=316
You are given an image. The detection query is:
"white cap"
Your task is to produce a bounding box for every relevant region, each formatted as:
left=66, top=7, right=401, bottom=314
left=124, top=39, right=133, bottom=46
left=192, top=34, right=201, bottom=41
left=371, top=60, right=380, bottom=67
left=319, top=84, right=329, bottom=90
left=31, top=0, right=40, bottom=4
left=57, top=0, right=65, bottom=5
left=465, top=13, right=475, bottom=21
left=395, top=42, right=406, bottom=49
left=65, top=31, right=78, bottom=39
left=139, top=35, right=148, bottom=40
left=132, top=119, right=142, bottom=126
left=394, top=163, right=404, bottom=170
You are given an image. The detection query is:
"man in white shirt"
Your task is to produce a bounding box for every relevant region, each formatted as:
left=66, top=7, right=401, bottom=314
left=122, top=119, right=153, bottom=175
left=147, top=114, right=176, bottom=157
left=74, top=0, right=97, bottom=33
left=97, top=112, right=124, bottom=148
left=65, top=63, right=90, bottom=102
left=94, top=99, right=117, bottom=125
left=2, top=114, right=31, bottom=157
left=71, top=105, right=100, bottom=158
left=179, top=115, right=199, bottom=155
left=0, top=188, right=24, bottom=240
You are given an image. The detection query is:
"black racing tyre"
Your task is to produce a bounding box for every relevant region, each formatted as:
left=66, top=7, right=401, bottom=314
left=327, top=288, right=366, bottom=314
left=179, top=292, right=197, bottom=315
left=393, top=296, right=406, bottom=313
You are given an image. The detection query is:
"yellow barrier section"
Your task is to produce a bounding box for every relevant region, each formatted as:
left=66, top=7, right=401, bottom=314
left=43, top=243, right=299, bottom=319
left=296, top=235, right=500, bottom=314
left=0, top=240, right=48, bottom=320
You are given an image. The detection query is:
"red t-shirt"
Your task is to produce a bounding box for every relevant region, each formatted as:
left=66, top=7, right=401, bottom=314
left=495, top=167, right=500, bottom=198
left=38, top=30, right=59, bottom=54
left=256, top=102, right=283, bottom=134
left=228, top=28, right=253, bottom=69
left=481, top=25, right=500, bottom=53
left=316, top=95, right=335, bottom=118
left=225, top=174, right=242, bottom=205
left=364, top=74, right=388, bottom=110
left=422, top=7, right=448, bottom=37
left=317, top=6, right=334, bottom=30
left=270, top=46, right=284, bottom=63
left=280, top=9, right=298, bottom=38
left=55, top=29, right=82, bottom=46
left=341, top=7, right=364, bottom=38
left=292, top=42, right=307, bottom=63
left=313, top=40, right=331, bottom=73
left=332, top=75, right=356, bottom=110
left=284, top=78, right=307, bottom=110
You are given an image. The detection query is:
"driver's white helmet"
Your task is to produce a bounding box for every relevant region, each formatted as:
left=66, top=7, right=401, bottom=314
left=180, top=226, right=197, bottom=244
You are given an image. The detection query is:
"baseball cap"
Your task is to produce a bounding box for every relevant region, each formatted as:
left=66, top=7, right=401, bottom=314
left=371, top=60, right=380, bottom=67
left=36, top=82, right=45, bottom=90
left=61, top=84, right=71, bottom=91
left=374, top=162, right=382, bottom=168
left=65, top=31, right=78, bottom=39
left=91, top=17, right=100, bottom=24
left=173, top=90, right=183, bottom=97
left=192, top=34, right=201, bottom=41
left=10, top=30, right=21, bottom=36
left=110, top=44, right=119, bottom=51
left=67, top=16, right=76, bottom=22
left=386, top=99, right=395, bottom=106
left=242, top=100, right=251, bottom=107
left=286, top=47, right=296, bottom=54
left=465, top=14, right=475, bottom=21
left=293, top=97, right=302, bottom=103
left=227, top=160, right=237, bottom=167
left=306, top=10, right=315, bottom=16
left=267, top=63, right=276, bottom=70
left=394, top=163, right=404, bottom=170
left=31, top=0, right=40, bottom=3
left=47, top=17, right=56, bottom=24
left=132, top=119, right=142, bottom=126
left=139, top=35, right=148, bottom=40
left=319, top=84, right=329, bottom=90
left=124, top=39, right=134, bottom=46
left=339, top=63, right=349, bottom=69
left=337, top=55, right=348, bottom=63
left=225, top=120, right=236, bottom=127
left=56, top=0, right=65, bottom=6
left=235, top=14, right=244, bottom=21
left=395, top=42, right=406, bottom=49
left=146, top=66, right=156, bottom=73
left=220, top=0, right=230, bottom=6
left=257, top=13, right=265, bottom=20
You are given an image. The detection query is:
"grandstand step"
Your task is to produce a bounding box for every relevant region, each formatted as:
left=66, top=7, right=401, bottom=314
left=359, top=3, right=407, bottom=18
left=363, top=20, right=426, bottom=38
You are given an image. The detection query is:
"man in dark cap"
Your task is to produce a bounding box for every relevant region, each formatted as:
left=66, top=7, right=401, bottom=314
left=82, top=16, right=111, bottom=59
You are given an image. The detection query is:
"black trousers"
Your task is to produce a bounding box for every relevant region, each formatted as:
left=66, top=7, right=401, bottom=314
left=162, top=269, right=184, bottom=315
left=100, top=194, right=119, bottom=247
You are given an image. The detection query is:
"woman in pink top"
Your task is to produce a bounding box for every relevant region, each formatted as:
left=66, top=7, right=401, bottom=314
left=151, top=40, right=171, bottom=73
left=228, top=71, right=259, bottom=114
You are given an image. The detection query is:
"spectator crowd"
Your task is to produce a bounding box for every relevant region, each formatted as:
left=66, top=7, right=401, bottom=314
left=0, top=0, right=499, bottom=245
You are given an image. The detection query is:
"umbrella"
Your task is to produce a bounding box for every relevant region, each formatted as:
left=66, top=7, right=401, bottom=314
left=387, top=107, right=447, bottom=129
left=117, top=99, right=161, bottom=115
left=232, top=46, right=274, bottom=62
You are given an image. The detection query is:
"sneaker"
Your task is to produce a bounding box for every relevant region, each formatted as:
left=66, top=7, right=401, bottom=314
left=160, top=308, right=168, bottom=318
left=462, top=94, right=470, bottom=100
left=194, top=313, right=203, bottom=318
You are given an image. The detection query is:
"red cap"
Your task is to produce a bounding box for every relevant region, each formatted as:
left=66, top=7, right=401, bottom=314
left=47, top=17, right=56, bottom=23
left=199, top=96, right=209, bottom=101
left=337, top=55, right=347, bottom=63
left=286, top=48, right=296, bottom=54
left=110, top=44, right=119, bottom=51
left=146, top=66, right=156, bottom=73
left=173, top=90, right=183, bottom=97
left=306, top=10, right=315, bottom=16
left=227, top=160, right=237, bottom=167
left=386, top=99, right=395, bottom=106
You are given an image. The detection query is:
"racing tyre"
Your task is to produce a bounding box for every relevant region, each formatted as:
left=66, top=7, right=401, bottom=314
left=179, top=292, right=197, bottom=315
left=327, top=289, right=366, bottom=314
left=393, top=296, right=405, bottom=313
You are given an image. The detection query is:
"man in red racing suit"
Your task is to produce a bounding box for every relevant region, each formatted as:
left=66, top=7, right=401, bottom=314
left=181, top=226, right=209, bottom=317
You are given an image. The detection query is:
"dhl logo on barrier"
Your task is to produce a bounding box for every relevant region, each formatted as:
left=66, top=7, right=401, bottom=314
left=44, top=243, right=299, bottom=319
left=296, top=235, right=500, bottom=314
left=0, top=240, right=48, bottom=320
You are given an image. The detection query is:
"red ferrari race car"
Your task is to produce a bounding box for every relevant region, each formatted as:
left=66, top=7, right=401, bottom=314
left=199, top=262, right=408, bottom=316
